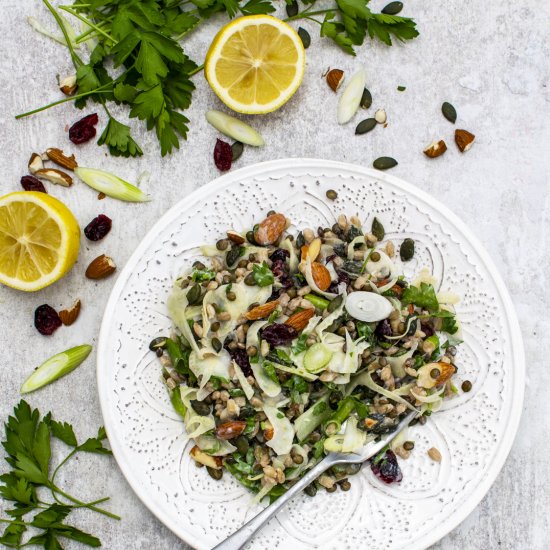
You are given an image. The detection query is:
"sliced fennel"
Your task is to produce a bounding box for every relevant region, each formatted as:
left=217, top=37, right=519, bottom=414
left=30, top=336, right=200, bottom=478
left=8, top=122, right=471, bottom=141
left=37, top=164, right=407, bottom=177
left=189, top=349, right=232, bottom=400
left=233, top=361, right=255, bottom=400
left=206, top=110, right=265, bottom=146
left=294, top=395, right=331, bottom=441
left=347, top=235, right=366, bottom=260
left=284, top=445, right=309, bottom=480
left=280, top=238, right=299, bottom=273
left=263, top=405, right=295, bottom=455
left=20, top=344, right=92, bottom=394
left=167, top=286, right=201, bottom=355
left=195, top=434, right=237, bottom=456
left=247, top=321, right=281, bottom=397
left=75, top=167, right=150, bottom=202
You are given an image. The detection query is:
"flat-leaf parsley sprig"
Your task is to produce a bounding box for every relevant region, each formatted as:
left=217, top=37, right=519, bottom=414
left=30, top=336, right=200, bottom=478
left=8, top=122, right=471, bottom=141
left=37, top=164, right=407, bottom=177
left=0, top=400, right=119, bottom=549
left=17, top=0, right=418, bottom=157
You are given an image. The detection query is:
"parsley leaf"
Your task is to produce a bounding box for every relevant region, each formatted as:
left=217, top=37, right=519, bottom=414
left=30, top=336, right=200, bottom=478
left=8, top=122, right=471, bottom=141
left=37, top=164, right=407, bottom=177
left=252, top=262, right=274, bottom=286
left=97, top=116, right=143, bottom=157
left=191, top=268, right=216, bottom=282
left=402, top=283, right=439, bottom=312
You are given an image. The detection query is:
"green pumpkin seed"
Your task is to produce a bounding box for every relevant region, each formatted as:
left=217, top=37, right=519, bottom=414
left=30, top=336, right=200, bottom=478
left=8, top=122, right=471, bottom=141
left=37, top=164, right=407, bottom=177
left=360, top=88, right=372, bottom=109
left=191, top=400, right=211, bottom=416
left=304, top=483, right=317, bottom=497
left=186, top=283, right=202, bottom=305
left=286, top=0, right=298, bottom=17
left=231, top=141, right=244, bottom=162
left=327, top=294, right=344, bottom=313
left=298, top=27, right=311, bottom=49
left=382, top=1, right=403, bottom=15
left=397, top=85, right=406, bottom=92
left=226, top=246, right=243, bottom=268
left=212, top=337, right=222, bottom=353
left=149, top=337, right=167, bottom=351
left=246, top=230, right=257, bottom=245
left=355, top=118, right=377, bottom=135
left=206, top=466, right=223, bottom=480
left=442, top=102, right=457, bottom=123
left=373, top=157, right=398, bottom=170
left=235, top=435, right=249, bottom=456
left=371, top=217, right=385, bottom=241
left=400, top=238, right=415, bottom=261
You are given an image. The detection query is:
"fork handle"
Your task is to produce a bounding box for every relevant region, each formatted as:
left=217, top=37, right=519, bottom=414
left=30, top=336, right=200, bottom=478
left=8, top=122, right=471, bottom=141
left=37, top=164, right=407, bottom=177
left=212, top=455, right=335, bottom=550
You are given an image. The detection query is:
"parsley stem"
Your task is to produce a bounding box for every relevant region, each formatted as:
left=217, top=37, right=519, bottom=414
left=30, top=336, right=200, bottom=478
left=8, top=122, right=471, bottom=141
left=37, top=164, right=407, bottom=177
left=50, top=484, right=120, bottom=520
left=284, top=8, right=334, bottom=22
left=59, top=6, right=116, bottom=44
left=14, top=88, right=113, bottom=119
left=42, top=0, right=83, bottom=68
left=188, top=64, right=204, bottom=77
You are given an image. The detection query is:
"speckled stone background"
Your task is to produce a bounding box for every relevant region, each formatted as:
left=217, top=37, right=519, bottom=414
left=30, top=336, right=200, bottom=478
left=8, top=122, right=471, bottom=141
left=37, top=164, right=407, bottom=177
left=0, top=0, right=548, bottom=548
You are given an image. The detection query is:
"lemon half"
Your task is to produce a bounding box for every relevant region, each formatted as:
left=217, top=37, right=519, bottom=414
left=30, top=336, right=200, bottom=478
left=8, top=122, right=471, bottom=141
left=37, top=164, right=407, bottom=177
left=0, top=192, right=80, bottom=291
left=205, top=15, right=306, bottom=114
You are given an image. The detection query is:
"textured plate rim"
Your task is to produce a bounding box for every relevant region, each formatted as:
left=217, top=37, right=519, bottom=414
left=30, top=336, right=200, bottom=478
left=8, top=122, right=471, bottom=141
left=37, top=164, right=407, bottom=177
left=97, top=158, right=525, bottom=550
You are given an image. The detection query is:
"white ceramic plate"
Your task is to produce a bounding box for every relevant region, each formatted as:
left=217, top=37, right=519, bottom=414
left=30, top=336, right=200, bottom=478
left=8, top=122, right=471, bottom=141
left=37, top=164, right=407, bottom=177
left=97, top=159, right=525, bottom=550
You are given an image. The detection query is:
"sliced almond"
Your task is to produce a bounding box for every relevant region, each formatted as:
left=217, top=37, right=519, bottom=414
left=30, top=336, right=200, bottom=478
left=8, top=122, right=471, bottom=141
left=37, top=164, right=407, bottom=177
left=59, top=75, right=77, bottom=96
left=254, top=213, right=287, bottom=245
left=423, top=140, right=447, bottom=158
left=311, top=262, right=332, bottom=291
left=307, top=238, right=321, bottom=262
left=326, top=68, right=344, bottom=92
left=455, top=129, right=475, bottom=152
left=190, top=446, right=222, bottom=469
left=263, top=426, right=274, bottom=441
left=417, top=361, right=457, bottom=389
left=58, top=299, right=81, bottom=326
left=226, top=230, right=245, bottom=245
left=28, top=153, right=44, bottom=174
left=285, top=308, right=315, bottom=331
left=245, top=300, right=279, bottom=320
left=35, top=168, right=73, bottom=187
left=45, top=148, right=78, bottom=171
left=85, top=254, right=116, bottom=280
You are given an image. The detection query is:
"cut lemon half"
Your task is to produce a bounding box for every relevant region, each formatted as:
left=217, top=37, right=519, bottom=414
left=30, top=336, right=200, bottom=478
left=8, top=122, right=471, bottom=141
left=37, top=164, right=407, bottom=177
left=205, top=15, right=305, bottom=114
left=0, top=192, right=80, bottom=291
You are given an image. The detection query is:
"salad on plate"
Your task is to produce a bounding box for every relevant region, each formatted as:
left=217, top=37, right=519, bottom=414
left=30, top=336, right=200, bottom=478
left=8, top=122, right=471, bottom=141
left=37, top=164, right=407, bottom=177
left=152, top=211, right=462, bottom=501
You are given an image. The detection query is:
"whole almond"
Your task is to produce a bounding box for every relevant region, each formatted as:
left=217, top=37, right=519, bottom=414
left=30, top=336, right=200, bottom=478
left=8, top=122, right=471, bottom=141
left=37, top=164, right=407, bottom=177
left=254, top=213, right=287, bottom=245
left=85, top=254, right=116, bottom=280
left=285, top=308, right=315, bottom=331
left=245, top=300, right=279, bottom=320
left=35, top=168, right=73, bottom=187
left=455, top=129, right=475, bottom=152
left=58, top=299, right=81, bottom=326
left=423, top=140, right=447, bottom=158
left=326, top=68, right=344, bottom=92
left=311, top=262, right=331, bottom=291
left=226, top=230, right=245, bottom=244
left=215, top=420, right=247, bottom=440
left=46, top=148, right=78, bottom=171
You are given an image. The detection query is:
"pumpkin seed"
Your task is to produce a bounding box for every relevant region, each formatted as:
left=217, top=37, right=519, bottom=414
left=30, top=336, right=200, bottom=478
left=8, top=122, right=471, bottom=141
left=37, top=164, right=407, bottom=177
left=371, top=217, right=385, bottom=241
left=397, top=85, right=406, bottom=92
left=326, top=189, right=338, bottom=201
left=304, top=483, right=317, bottom=497
left=298, top=27, right=311, bottom=49
left=207, top=466, right=223, bottom=480
left=400, top=238, right=415, bottom=261
left=244, top=272, right=256, bottom=286
left=286, top=0, right=298, bottom=17
left=226, top=246, right=243, bottom=268
left=149, top=336, right=167, bottom=351
left=191, top=400, right=211, bottom=416
left=355, top=118, right=377, bottom=135
left=360, top=88, right=372, bottom=109
left=327, top=294, right=344, bottom=313
left=211, top=321, right=221, bottom=332
left=373, top=157, right=398, bottom=170
left=187, top=283, right=202, bottom=305
left=231, top=141, right=244, bottom=162
left=212, top=337, right=222, bottom=353
left=382, top=1, right=403, bottom=15
left=442, top=102, right=457, bottom=123
left=246, top=230, right=257, bottom=245
left=235, top=435, right=249, bottom=456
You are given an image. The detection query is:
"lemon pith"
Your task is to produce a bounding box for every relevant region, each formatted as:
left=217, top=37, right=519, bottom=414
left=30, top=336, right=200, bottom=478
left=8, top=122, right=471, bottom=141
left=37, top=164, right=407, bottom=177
left=0, top=192, right=80, bottom=291
left=205, top=15, right=305, bottom=114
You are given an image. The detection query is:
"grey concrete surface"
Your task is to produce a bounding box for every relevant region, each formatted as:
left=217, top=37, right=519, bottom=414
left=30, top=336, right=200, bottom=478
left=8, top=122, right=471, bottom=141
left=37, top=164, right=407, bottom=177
left=0, top=0, right=548, bottom=548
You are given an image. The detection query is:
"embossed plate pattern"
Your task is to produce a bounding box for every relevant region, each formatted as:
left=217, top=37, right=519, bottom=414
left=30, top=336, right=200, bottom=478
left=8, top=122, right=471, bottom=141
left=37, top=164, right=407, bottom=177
left=97, top=159, right=525, bottom=550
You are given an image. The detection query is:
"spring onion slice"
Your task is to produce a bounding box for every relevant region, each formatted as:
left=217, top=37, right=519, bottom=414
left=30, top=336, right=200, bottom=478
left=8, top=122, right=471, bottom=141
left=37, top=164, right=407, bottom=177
left=294, top=395, right=331, bottom=441
left=206, top=110, right=265, bottom=146
left=75, top=167, right=150, bottom=202
left=263, top=404, right=295, bottom=455
left=20, top=344, right=92, bottom=394
left=168, top=286, right=201, bottom=355
left=337, top=68, right=367, bottom=124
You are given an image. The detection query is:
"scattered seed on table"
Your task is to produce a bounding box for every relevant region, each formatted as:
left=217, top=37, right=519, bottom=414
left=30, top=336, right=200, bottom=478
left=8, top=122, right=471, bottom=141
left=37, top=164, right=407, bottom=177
left=382, top=1, right=403, bottom=15
left=298, top=27, right=311, bottom=49
left=397, top=85, right=406, bottom=92
left=355, top=118, right=377, bottom=135
left=231, top=141, right=244, bottom=162
left=442, top=101, right=457, bottom=123
left=286, top=0, right=298, bottom=17
left=360, top=88, right=373, bottom=109
left=373, top=157, right=398, bottom=170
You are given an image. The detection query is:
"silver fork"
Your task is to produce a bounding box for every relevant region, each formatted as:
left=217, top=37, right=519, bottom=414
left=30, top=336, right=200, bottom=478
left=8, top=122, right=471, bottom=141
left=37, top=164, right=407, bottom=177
left=213, top=410, right=419, bottom=550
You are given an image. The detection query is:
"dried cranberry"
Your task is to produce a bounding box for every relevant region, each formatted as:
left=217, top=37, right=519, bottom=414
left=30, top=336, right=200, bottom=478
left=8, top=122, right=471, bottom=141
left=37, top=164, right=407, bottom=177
left=370, top=449, right=403, bottom=484
left=214, top=139, right=232, bottom=171
left=269, top=249, right=290, bottom=263
left=337, top=271, right=351, bottom=285
left=261, top=323, right=298, bottom=346
left=375, top=319, right=393, bottom=340
left=325, top=253, right=337, bottom=264
left=69, top=113, right=98, bottom=144
left=34, top=304, right=62, bottom=336
left=421, top=322, right=435, bottom=337
left=271, top=259, right=287, bottom=279
left=21, top=175, right=47, bottom=193
left=84, top=214, right=112, bottom=241
left=224, top=343, right=252, bottom=377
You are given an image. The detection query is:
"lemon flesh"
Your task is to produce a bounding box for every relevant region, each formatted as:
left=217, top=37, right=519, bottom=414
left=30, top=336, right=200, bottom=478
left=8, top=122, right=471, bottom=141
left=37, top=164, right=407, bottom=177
left=0, top=192, right=80, bottom=291
left=205, top=15, right=305, bottom=114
